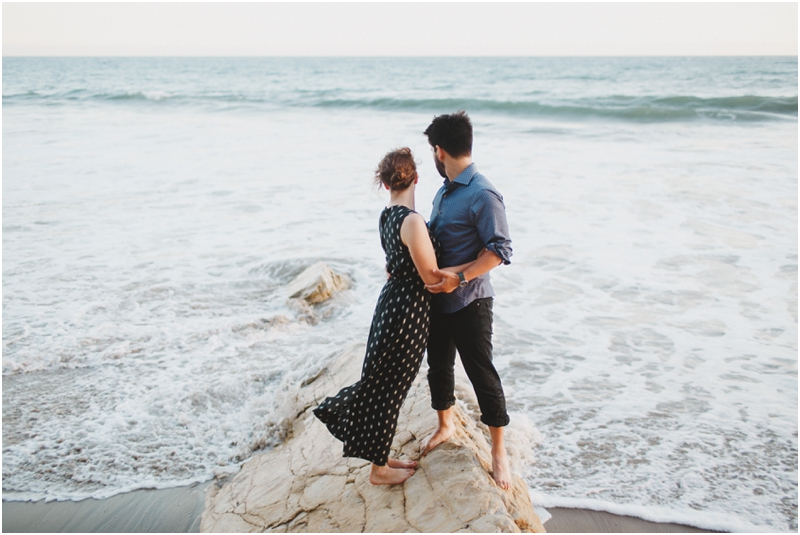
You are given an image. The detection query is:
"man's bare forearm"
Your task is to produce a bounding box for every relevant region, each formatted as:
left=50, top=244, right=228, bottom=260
left=443, top=250, right=502, bottom=282
left=426, top=250, right=503, bottom=294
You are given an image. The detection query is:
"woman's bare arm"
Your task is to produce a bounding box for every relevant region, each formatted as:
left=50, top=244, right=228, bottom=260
left=399, top=213, right=442, bottom=286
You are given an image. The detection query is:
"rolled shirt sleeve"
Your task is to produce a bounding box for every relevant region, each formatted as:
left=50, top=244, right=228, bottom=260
left=471, top=189, right=513, bottom=265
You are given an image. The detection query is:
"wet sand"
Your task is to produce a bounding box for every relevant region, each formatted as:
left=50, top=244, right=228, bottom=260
left=2, top=483, right=211, bottom=533
left=3, top=483, right=719, bottom=533
left=546, top=507, right=718, bottom=533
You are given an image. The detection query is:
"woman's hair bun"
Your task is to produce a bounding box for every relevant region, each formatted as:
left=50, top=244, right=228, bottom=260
left=375, top=147, right=417, bottom=192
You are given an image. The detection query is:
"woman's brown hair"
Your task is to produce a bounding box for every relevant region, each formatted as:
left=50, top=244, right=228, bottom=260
left=374, top=147, right=417, bottom=192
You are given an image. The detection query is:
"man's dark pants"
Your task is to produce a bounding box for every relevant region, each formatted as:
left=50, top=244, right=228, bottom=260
left=426, top=297, right=510, bottom=427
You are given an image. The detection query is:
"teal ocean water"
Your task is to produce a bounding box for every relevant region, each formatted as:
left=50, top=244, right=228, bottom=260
left=3, top=57, right=797, bottom=531
left=3, top=57, right=797, bottom=121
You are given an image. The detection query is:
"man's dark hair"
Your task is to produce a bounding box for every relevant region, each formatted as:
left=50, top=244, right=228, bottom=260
left=423, top=110, right=472, bottom=157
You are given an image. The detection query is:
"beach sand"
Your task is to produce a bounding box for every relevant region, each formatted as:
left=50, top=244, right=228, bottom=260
left=3, top=483, right=718, bottom=533
left=545, top=508, right=717, bottom=533
left=2, top=483, right=211, bottom=533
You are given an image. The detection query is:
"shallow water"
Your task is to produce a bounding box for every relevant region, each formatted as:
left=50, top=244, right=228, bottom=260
left=3, top=57, right=797, bottom=531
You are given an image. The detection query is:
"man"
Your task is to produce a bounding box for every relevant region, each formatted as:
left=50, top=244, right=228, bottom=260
left=420, top=111, right=514, bottom=490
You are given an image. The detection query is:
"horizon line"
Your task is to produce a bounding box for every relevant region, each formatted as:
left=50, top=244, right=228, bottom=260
left=4, top=54, right=798, bottom=58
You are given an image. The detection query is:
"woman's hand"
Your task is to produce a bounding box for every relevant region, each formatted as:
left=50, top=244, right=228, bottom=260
left=425, top=249, right=501, bottom=294
left=424, top=249, right=486, bottom=294
left=424, top=269, right=460, bottom=294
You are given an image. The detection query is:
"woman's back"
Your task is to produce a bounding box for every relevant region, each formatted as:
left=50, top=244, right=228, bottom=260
left=381, top=205, right=422, bottom=283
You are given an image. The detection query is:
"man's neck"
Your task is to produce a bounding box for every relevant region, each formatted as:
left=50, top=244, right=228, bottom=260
left=446, top=158, right=473, bottom=182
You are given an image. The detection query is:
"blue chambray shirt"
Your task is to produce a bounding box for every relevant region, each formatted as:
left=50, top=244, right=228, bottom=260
left=428, top=163, right=512, bottom=314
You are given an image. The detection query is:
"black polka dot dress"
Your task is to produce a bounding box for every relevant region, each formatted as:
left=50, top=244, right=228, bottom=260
left=313, top=205, right=436, bottom=466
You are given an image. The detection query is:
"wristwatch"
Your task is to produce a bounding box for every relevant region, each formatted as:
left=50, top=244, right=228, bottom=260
left=457, top=272, right=468, bottom=288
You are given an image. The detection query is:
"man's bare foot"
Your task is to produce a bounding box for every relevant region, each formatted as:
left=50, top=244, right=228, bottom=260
left=491, top=449, right=512, bottom=490
left=369, top=463, right=415, bottom=485
left=488, top=425, right=512, bottom=490
left=419, top=422, right=455, bottom=455
left=387, top=458, right=418, bottom=469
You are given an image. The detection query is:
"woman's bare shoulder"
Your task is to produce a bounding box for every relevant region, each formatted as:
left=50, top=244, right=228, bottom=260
left=401, top=211, right=427, bottom=231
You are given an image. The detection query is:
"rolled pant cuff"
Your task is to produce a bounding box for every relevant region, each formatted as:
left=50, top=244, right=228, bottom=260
left=480, top=413, right=510, bottom=427
left=431, top=399, right=456, bottom=412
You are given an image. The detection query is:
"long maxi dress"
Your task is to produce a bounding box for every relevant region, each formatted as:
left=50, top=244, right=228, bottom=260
left=313, top=205, right=435, bottom=466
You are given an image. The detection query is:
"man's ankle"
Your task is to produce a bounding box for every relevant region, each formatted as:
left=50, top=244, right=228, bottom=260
left=488, top=426, right=505, bottom=450
left=436, top=408, right=454, bottom=427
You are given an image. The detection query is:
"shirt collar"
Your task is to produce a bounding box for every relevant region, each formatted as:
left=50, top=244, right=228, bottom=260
left=443, top=162, right=478, bottom=188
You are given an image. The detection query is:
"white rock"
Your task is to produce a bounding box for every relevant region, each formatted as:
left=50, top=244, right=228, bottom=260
left=285, top=262, right=350, bottom=305
left=200, top=344, right=546, bottom=533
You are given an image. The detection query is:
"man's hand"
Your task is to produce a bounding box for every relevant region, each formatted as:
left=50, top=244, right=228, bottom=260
left=425, top=269, right=460, bottom=294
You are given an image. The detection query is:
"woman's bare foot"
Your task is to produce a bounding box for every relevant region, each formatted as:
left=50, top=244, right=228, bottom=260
left=369, top=463, right=415, bottom=485
left=491, top=448, right=512, bottom=490
left=387, top=458, right=418, bottom=469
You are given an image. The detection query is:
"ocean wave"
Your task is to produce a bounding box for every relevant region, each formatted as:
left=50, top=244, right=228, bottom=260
left=3, top=90, right=796, bottom=122
left=315, top=95, right=797, bottom=122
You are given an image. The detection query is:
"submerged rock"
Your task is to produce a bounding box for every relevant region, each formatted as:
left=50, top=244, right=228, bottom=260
left=201, top=344, right=545, bottom=533
left=285, top=262, right=350, bottom=305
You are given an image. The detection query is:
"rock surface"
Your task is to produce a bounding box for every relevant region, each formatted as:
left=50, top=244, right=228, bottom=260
left=285, top=262, right=350, bottom=305
left=201, top=343, right=545, bottom=533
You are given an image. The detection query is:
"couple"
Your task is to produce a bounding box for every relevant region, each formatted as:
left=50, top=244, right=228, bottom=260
left=313, top=111, right=513, bottom=488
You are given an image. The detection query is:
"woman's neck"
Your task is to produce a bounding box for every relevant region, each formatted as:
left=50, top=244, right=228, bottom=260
left=388, top=187, right=415, bottom=211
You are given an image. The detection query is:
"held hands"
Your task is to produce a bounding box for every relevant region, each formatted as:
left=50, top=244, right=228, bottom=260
left=424, top=269, right=460, bottom=294
left=423, top=249, right=494, bottom=293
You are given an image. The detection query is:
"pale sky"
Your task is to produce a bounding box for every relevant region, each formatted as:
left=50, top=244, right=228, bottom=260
left=3, top=2, right=797, bottom=57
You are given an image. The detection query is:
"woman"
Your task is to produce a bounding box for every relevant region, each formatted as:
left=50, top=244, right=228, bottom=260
left=313, top=147, right=475, bottom=485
